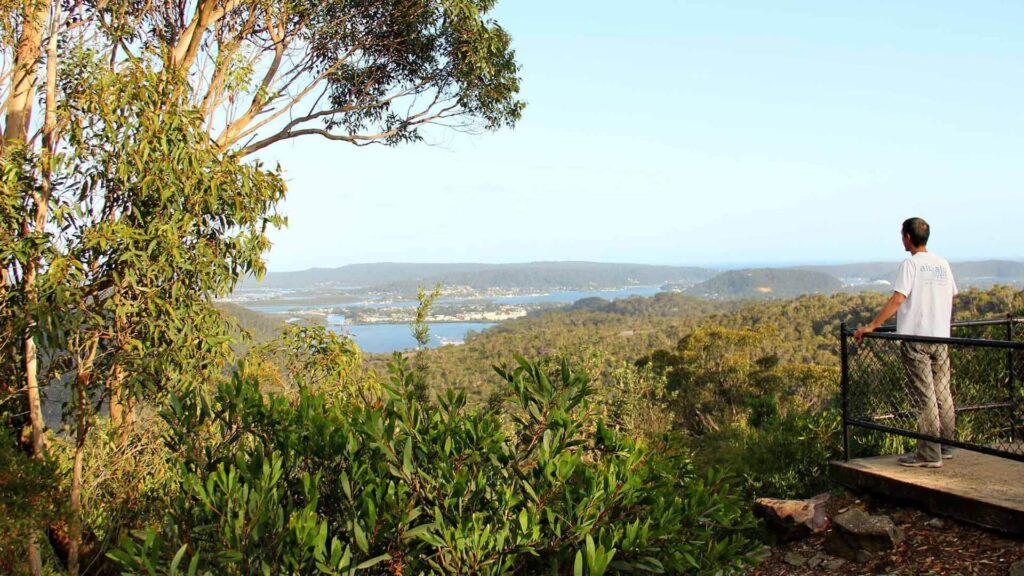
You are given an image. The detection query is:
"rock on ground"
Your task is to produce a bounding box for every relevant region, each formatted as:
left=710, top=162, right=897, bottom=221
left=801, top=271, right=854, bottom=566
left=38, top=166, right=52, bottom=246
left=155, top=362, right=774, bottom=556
left=754, top=493, right=830, bottom=542
left=783, top=551, right=807, bottom=567
left=824, top=508, right=903, bottom=561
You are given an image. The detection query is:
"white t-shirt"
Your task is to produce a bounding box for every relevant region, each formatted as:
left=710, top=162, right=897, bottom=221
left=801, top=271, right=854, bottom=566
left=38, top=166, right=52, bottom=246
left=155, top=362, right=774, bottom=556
left=893, top=252, right=958, bottom=337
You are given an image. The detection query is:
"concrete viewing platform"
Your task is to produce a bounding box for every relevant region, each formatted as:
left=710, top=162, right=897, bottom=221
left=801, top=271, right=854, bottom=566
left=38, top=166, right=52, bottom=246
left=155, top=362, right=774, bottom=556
left=830, top=451, right=1024, bottom=534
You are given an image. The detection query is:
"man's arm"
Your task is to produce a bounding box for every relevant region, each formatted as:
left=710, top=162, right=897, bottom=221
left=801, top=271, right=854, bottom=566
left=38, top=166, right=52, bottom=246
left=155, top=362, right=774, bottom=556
left=854, top=291, right=907, bottom=340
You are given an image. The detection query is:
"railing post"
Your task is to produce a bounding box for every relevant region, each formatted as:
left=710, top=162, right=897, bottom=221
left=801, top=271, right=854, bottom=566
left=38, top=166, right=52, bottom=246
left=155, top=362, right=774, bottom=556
left=1009, top=315, right=1018, bottom=442
left=840, top=322, right=850, bottom=461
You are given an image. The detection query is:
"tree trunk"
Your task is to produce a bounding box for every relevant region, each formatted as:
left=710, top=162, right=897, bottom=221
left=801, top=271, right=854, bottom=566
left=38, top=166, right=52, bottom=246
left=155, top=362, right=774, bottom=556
left=108, top=378, right=122, bottom=425
left=2, top=0, right=46, bottom=146
left=6, top=5, right=48, bottom=573
left=108, top=363, right=133, bottom=444
left=68, top=338, right=97, bottom=576
left=26, top=534, right=43, bottom=576
left=68, top=439, right=85, bottom=576
left=22, top=270, right=45, bottom=576
left=22, top=326, right=44, bottom=454
left=68, top=419, right=85, bottom=576
left=7, top=0, right=48, bottom=466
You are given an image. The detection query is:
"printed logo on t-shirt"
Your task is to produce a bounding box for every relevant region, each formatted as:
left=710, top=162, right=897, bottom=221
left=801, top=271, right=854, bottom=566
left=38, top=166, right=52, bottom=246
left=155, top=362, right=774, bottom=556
left=918, top=263, right=949, bottom=284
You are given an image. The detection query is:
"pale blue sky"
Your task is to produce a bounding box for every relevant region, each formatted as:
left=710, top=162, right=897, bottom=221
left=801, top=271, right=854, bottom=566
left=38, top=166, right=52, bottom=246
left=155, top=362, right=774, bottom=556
left=257, top=1, right=1024, bottom=272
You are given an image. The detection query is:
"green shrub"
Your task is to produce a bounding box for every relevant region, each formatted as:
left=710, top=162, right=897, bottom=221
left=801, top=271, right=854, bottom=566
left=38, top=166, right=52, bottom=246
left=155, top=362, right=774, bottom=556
left=0, top=429, right=64, bottom=575
left=49, top=418, right=177, bottom=563
left=111, top=356, right=762, bottom=575
left=694, top=410, right=842, bottom=501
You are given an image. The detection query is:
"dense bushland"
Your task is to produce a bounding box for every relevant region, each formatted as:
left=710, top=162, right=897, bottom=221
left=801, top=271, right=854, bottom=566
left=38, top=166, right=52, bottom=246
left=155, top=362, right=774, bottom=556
left=419, top=287, right=1023, bottom=400
left=108, top=355, right=760, bottom=575
left=5, top=284, right=1022, bottom=574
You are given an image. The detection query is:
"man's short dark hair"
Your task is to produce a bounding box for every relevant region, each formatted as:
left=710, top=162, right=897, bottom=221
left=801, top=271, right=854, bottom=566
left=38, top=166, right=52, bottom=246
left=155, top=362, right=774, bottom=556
left=902, top=217, right=930, bottom=247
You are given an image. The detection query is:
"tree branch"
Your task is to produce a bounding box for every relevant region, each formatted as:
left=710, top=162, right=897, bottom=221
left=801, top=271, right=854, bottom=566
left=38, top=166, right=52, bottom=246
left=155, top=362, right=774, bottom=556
left=198, top=6, right=259, bottom=117
left=239, top=102, right=460, bottom=155
left=215, top=45, right=356, bottom=148
left=170, top=0, right=242, bottom=72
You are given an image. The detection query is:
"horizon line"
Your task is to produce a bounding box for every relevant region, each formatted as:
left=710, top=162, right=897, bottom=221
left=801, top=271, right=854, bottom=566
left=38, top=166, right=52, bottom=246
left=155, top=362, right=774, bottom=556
left=261, top=257, right=1024, bottom=275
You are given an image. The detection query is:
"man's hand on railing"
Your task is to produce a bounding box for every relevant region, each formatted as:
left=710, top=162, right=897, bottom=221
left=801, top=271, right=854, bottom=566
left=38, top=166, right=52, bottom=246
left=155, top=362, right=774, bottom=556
left=856, top=291, right=907, bottom=341
left=854, top=325, right=874, bottom=341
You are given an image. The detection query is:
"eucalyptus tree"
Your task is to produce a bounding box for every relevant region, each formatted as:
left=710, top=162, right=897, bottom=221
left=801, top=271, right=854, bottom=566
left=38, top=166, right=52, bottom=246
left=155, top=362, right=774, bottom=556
left=0, top=0, right=523, bottom=573
left=30, top=55, right=285, bottom=575
left=102, top=0, right=525, bottom=154
left=2, top=0, right=524, bottom=444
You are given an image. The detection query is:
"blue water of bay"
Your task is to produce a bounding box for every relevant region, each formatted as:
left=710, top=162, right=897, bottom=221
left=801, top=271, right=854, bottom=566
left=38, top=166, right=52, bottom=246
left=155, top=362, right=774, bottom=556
left=243, top=286, right=664, bottom=354
left=333, top=322, right=497, bottom=354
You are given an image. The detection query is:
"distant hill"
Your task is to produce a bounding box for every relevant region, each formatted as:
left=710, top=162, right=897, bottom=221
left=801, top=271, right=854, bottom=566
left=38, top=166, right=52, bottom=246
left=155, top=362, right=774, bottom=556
left=566, top=291, right=740, bottom=317
left=239, top=259, right=1023, bottom=297
left=952, top=260, right=1024, bottom=279
left=947, top=260, right=1024, bottom=289
left=795, top=262, right=900, bottom=281
left=378, top=262, right=717, bottom=293
left=239, top=263, right=495, bottom=290
left=685, top=269, right=843, bottom=300
left=215, top=301, right=286, bottom=343
left=796, top=259, right=1024, bottom=287
left=245, top=262, right=717, bottom=293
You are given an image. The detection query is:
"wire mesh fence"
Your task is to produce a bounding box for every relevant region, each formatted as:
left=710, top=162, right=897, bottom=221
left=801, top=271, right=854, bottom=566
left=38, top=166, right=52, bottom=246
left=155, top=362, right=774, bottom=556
left=840, top=318, right=1024, bottom=462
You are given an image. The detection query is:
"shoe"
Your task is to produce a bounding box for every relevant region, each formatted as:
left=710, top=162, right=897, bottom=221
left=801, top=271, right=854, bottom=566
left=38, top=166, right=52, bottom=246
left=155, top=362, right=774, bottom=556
left=941, top=451, right=954, bottom=460
left=898, top=455, right=942, bottom=468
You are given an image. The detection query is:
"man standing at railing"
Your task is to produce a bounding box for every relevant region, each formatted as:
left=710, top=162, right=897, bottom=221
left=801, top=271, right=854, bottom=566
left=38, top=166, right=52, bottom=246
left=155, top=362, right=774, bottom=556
left=855, top=217, right=958, bottom=468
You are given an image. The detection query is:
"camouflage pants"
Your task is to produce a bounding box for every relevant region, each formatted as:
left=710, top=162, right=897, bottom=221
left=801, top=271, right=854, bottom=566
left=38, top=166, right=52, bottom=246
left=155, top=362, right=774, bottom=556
left=900, top=342, right=955, bottom=462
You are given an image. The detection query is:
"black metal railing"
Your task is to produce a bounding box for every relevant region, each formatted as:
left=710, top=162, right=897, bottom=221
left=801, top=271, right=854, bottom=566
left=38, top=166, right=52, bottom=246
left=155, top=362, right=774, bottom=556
left=840, top=317, right=1024, bottom=462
